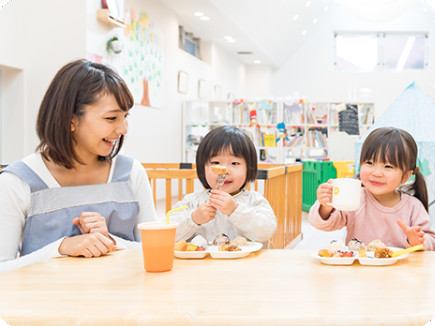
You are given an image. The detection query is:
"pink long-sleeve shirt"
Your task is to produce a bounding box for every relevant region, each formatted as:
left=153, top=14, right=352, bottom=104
left=309, top=188, right=435, bottom=250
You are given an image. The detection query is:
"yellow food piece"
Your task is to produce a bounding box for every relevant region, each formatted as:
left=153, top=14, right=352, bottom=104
left=358, top=248, right=367, bottom=258
left=174, top=241, right=186, bottom=251
left=318, top=249, right=333, bottom=257
left=185, top=244, right=199, bottom=251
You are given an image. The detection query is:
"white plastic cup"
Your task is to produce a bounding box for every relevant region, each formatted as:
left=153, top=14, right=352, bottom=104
left=328, top=178, right=361, bottom=211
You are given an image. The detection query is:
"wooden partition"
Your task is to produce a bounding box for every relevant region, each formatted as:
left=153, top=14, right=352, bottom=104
left=142, top=163, right=303, bottom=249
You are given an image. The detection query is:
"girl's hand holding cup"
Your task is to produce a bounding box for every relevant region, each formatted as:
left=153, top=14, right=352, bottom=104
left=317, top=179, right=334, bottom=207
left=317, top=179, right=334, bottom=219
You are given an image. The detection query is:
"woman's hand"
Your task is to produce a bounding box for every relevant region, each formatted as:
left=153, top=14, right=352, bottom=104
left=317, top=179, right=334, bottom=219
left=191, top=202, right=216, bottom=225
left=73, top=212, right=109, bottom=238
left=58, top=233, right=117, bottom=257
left=397, top=220, right=426, bottom=247
left=209, top=190, right=237, bottom=216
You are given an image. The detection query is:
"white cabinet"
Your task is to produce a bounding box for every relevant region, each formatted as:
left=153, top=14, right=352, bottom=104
left=182, top=100, right=374, bottom=163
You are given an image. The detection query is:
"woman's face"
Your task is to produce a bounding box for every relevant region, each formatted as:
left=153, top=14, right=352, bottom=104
left=205, top=149, right=247, bottom=195
left=71, top=93, right=128, bottom=164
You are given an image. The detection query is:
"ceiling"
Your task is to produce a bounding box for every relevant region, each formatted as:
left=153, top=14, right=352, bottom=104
left=158, top=0, right=431, bottom=68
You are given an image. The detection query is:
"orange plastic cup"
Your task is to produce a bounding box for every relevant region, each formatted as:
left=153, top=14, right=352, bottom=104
left=137, top=221, right=178, bottom=272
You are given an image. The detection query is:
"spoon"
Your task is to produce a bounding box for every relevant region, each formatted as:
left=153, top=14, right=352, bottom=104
left=391, top=244, right=424, bottom=258
left=211, top=165, right=227, bottom=190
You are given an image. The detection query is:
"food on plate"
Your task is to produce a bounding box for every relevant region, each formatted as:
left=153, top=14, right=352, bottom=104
left=211, top=165, right=227, bottom=175
left=190, top=235, right=208, bottom=248
left=348, top=238, right=365, bottom=251
left=367, top=239, right=386, bottom=251
left=230, top=236, right=248, bottom=247
left=358, top=248, right=367, bottom=258
left=318, top=248, right=353, bottom=258
left=374, top=247, right=393, bottom=258
left=213, top=233, right=230, bottom=246
left=327, top=240, right=347, bottom=252
left=174, top=240, right=186, bottom=251
left=174, top=240, right=206, bottom=251
left=318, top=249, right=333, bottom=257
left=218, top=244, right=241, bottom=252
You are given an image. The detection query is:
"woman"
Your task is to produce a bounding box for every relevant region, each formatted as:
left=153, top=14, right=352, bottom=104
left=0, top=59, right=157, bottom=273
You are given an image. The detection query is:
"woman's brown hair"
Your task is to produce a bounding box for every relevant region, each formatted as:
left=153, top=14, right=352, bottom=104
left=36, top=59, right=133, bottom=169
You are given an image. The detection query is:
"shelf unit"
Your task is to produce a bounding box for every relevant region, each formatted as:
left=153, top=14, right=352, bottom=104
left=96, top=9, right=126, bottom=28
left=182, top=100, right=374, bottom=163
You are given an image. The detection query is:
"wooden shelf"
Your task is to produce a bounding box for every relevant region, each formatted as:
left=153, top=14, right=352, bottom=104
left=96, top=9, right=126, bottom=29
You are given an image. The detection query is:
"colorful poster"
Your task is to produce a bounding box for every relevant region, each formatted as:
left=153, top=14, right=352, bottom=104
left=121, top=10, right=165, bottom=108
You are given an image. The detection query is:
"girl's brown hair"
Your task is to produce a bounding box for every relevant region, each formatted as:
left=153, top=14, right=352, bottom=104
left=36, top=59, right=134, bottom=169
left=360, top=127, right=428, bottom=211
left=196, top=126, right=258, bottom=190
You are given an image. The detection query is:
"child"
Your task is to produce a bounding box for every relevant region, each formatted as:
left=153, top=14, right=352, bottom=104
left=0, top=59, right=157, bottom=273
left=309, top=127, right=435, bottom=250
left=170, top=126, right=277, bottom=244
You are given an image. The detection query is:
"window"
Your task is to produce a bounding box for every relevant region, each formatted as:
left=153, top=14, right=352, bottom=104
left=179, top=26, right=201, bottom=59
left=334, top=32, right=428, bottom=72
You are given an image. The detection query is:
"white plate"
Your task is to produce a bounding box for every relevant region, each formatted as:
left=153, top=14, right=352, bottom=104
left=358, top=247, right=408, bottom=266
left=310, top=252, right=356, bottom=265
left=208, top=242, right=263, bottom=259
left=174, top=250, right=209, bottom=259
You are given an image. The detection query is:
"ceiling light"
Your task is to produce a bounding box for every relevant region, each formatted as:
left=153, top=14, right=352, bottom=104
left=305, top=1, right=311, bottom=7
left=200, top=16, right=210, bottom=21
left=313, top=17, right=318, bottom=24
left=254, top=60, right=261, bottom=64
left=227, top=38, right=236, bottom=43
left=293, top=14, right=299, bottom=20
left=323, top=5, right=329, bottom=11
left=194, top=12, right=203, bottom=17
left=224, top=36, right=232, bottom=40
left=301, top=30, right=307, bottom=36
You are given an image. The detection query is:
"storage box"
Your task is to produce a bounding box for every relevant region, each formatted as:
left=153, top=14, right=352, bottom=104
left=333, top=161, right=355, bottom=178
left=302, top=161, right=337, bottom=212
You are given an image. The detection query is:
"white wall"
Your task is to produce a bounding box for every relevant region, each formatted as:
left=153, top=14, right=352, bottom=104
left=270, top=5, right=435, bottom=121
left=0, top=0, right=246, bottom=164
left=119, top=0, right=247, bottom=163
left=0, top=0, right=87, bottom=163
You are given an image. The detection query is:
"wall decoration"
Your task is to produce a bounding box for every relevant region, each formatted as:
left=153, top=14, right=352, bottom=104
left=108, top=9, right=165, bottom=108
left=198, top=79, right=206, bottom=99
left=178, top=71, right=189, bottom=94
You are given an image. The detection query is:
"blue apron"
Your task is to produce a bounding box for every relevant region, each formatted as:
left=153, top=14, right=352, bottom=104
left=2, top=155, right=140, bottom=256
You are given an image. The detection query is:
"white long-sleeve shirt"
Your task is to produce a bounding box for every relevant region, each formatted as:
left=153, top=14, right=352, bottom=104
left=169, top=189, right=277, bottom=244
left=0, top=153, right=157, bottom=273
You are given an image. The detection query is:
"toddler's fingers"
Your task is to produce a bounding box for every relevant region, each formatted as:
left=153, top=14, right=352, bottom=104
left=397, top=220, right=408, bottom=232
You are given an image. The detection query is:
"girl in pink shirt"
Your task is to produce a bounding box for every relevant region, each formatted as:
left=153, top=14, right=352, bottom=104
left=309, top=127, right=435, bottom=250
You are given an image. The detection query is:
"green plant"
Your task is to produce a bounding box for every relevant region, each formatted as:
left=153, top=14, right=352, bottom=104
left=106, top=36, right=119, bottom=52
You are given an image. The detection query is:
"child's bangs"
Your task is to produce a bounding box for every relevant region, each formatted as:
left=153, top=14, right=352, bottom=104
left=361, top=136, right=406, bottom=170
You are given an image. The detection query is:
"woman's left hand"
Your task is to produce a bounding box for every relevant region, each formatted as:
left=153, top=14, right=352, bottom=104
left=73, top=212, right=110, bottom=238
left=209, top=190, right=237, bottom=216
left=397, top=220, right=425, bottom=247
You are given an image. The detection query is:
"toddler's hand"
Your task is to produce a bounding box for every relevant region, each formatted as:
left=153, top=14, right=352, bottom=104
left=192, top=202, right=216, bottom=225
left=209, top=190, right=237, bottom=216
left=317, top=179, right=334, bottom=206
left=317, top=179, right=334, bottom=219
left=73, top=212, right=109, bottom=238
left=397, top=220, right=425, bottom=247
